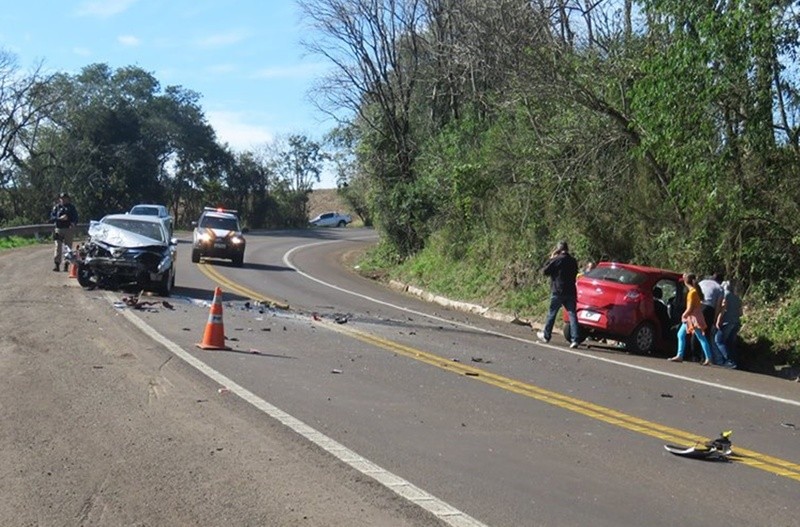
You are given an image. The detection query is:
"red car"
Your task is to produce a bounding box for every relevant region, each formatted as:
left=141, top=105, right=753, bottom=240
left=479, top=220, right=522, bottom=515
left=563, top=262, right=685, bottom=354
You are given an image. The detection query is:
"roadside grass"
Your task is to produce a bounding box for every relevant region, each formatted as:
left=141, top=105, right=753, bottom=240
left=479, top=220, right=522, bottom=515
left=357, top=234, right=552, bottom=322
left=0, top=236, right=40, bottom=250
left=401, top=249, right=499, bottom=303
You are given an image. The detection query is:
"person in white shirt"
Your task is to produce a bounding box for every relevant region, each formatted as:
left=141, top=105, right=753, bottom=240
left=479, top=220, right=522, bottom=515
left=698, top=272, right=724, bottom=362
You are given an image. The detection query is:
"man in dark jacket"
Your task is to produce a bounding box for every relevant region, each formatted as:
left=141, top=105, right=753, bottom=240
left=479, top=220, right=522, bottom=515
left=50, top=192, right=78, bottom=271
left=537, top=240, right=580, bottom=348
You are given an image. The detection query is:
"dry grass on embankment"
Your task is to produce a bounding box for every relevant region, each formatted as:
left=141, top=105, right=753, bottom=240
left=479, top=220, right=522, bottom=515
left=306, top=188, right=359, bottom=225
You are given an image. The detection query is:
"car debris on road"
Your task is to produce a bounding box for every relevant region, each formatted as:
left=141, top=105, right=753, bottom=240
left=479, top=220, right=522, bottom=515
left=664, top=430, right=733, bottom=461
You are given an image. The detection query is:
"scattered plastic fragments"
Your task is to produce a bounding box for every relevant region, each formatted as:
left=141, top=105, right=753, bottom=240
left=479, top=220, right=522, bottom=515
left=120, top=292, right=160, bottom=310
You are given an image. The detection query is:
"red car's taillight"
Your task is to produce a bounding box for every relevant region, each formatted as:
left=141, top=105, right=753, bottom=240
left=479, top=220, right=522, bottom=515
left=624, top=290, right=643, bottom=302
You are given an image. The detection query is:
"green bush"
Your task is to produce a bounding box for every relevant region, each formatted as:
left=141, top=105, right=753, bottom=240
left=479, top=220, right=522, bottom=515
left=0, top=236, right=40, bottom=250
left=737, top=281, right=800, bottom=368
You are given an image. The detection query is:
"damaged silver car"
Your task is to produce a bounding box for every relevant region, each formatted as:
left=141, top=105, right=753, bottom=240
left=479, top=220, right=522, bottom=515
left=74, top=213, right=177, bottom=296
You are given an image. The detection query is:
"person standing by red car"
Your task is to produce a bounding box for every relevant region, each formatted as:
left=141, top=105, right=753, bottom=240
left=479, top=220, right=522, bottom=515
left=714, top=280, right=742, bottom=368
left=537, top=241, right=580, bottom=348
left=668, top=273, right=713, bottom=364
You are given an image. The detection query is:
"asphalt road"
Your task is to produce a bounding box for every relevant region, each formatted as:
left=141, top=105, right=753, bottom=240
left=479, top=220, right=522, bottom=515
left=3, top=228, right=799, bottom=526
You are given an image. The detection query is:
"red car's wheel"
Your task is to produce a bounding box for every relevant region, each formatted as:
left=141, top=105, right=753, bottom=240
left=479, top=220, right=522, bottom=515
left=562, top=323, right=587, bottom=344
left=626, top=322, right=656, bottom=354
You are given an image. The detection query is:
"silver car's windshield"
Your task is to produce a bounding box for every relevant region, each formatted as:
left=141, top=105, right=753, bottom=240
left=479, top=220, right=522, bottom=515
left=103, top=218, right=165, bottom=243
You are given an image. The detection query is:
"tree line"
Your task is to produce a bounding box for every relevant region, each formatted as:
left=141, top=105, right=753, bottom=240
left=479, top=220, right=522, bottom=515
left=0, top=59, right=330, bottom=230
left=302, top=0, right=800, bottom=285
left=300, top=0, right=800, bottom=362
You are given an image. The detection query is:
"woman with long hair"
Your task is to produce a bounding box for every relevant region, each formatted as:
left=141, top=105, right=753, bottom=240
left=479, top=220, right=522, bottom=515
left=668, top=273, right=713, bottom=365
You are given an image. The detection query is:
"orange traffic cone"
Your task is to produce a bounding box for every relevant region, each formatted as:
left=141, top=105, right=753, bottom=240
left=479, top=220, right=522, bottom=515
left=196, top=287, right=231, bottom=350
left=68, top=262, right=78, bottom=279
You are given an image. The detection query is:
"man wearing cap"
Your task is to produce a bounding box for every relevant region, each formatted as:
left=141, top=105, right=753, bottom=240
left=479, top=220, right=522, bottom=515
left=537, top=240, right=580, bottom=348
left=50, top=192, right=78, bottom=271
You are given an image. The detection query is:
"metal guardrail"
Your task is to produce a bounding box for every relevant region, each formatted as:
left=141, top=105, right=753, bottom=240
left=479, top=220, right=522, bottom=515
left=0, top=224, right=90, bottom=239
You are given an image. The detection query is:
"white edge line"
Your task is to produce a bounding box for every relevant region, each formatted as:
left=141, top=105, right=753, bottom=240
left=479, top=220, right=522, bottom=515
left=110, top=292, right=487, bottom=527
left=284, top=238, right=800, bottom=409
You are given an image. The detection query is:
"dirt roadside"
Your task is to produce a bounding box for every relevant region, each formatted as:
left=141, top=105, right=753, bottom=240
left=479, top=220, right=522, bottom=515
left=0, top=246, right=444, bottom=527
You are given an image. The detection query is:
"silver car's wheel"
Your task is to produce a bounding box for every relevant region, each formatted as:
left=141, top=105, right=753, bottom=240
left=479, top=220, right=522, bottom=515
left=76, top=263, right=94, bottom=289
left=157, top=268, right=173, bottom=297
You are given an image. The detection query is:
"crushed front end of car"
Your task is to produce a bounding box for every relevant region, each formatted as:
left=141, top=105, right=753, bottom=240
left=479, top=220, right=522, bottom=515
left=76, top=221, right=174, bottom=293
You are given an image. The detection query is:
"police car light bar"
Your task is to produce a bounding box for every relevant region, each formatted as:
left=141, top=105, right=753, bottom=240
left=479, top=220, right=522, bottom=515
left=203, top=206, right=239, bottom=215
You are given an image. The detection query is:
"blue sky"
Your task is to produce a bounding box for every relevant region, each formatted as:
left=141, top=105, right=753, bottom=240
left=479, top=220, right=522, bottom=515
left=0, top=0, right=340, bottom=187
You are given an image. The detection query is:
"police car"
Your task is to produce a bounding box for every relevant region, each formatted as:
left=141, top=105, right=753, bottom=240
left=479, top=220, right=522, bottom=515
left=191, top=207, right=247, bottom=266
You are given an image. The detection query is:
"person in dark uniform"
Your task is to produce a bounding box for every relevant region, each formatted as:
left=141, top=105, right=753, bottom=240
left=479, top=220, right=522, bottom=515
left=50, top=192, right=78, bottom=271
left=537, top=240, right=580, bottom=348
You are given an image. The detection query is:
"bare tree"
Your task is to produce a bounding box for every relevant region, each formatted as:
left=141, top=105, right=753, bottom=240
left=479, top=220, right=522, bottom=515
left=0, top=51, right=62, bottom=218
left=0, top=52, right=58, bottom=179
left=299, top=0, right=427, bottom=183
left=423, top=0, right=551, bottom=120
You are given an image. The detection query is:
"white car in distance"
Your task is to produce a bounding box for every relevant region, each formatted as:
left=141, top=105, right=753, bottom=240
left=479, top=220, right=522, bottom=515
left=309, top=211, right=352, bottom=228
left=129, top=204, right=173, bottom=235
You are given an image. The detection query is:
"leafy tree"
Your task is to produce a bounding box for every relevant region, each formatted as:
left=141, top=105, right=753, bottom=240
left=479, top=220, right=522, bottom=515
left=325, top=124, right=372, bottom=225
left=11, top=63, right=228, bottom=227
left=224, top=150, right=277, bottom=228
left=261, top=134, right=329, bottom=223
left=633, top=0, right=800, bottom=285
left=148, top=84, right=224, bottom=225
left=277, top=134, right=327, bottom=193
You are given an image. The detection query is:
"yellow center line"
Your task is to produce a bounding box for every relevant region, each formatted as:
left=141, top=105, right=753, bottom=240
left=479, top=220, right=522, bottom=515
left=318, top=319, right=800, bottom=483
left=197, top=263, right=290, bottom=309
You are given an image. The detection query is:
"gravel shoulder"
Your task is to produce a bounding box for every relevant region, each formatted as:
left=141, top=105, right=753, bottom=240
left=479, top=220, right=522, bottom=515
left=0, top=245, right=443, bottom=527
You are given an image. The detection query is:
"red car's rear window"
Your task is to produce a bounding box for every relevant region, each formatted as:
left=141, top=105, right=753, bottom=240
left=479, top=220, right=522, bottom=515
left=583, top=266, right=647, bottom=285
